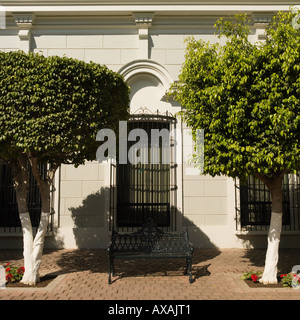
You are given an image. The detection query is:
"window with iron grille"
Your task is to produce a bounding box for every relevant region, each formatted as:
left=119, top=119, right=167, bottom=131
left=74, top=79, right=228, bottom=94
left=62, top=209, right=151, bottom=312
left=0, top=163, right=47, bottom=232
left=235, top=174, right=300, bottom=232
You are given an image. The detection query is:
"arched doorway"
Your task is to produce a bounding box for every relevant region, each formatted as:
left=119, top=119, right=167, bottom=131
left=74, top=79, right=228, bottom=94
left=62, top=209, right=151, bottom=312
left=109, top=60, right=178, bottom=231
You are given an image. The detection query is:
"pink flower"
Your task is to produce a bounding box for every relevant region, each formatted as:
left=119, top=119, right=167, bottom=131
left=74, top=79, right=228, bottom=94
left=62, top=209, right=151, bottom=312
left=251, top=274, right=258, bottom=282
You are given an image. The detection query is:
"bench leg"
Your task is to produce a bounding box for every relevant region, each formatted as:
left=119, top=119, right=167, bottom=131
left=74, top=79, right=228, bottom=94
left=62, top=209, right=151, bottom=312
left=186, top=258, right=194, bottom=283
left=108, top=258, right=112, bottom=284
left=108, top=256, right=115, bottom=284
left=184, top=259, right=189, bottom=275
left=112, top=259, right=115, bottom=277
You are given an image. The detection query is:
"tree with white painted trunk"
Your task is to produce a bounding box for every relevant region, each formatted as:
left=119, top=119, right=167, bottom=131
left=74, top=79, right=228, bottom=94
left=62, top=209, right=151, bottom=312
left=172, top=9, right=300, bottom=284
left=0, top=51, right=130, bottom=285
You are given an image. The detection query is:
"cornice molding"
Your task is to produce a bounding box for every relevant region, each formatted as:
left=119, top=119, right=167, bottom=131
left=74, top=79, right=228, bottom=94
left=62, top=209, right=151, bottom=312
left=2, top=4, right=294, bottom=15
left=0, top=0, right=297, bottom=4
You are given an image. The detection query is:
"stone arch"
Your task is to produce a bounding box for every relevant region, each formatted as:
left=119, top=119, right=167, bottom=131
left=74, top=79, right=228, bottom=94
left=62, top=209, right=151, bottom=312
left=118, top=60, right=174, bottom=112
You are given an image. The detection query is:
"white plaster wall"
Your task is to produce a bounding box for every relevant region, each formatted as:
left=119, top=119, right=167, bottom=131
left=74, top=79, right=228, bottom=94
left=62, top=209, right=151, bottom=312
left=0, top=33, right=19, bottom=51
left=32, top=28, right=139, bottom=72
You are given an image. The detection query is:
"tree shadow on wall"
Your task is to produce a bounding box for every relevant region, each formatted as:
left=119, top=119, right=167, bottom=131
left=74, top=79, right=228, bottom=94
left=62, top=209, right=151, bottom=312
left=68, top=187, right=110, bottom=249
left=55, top=187, right=221, bottom=282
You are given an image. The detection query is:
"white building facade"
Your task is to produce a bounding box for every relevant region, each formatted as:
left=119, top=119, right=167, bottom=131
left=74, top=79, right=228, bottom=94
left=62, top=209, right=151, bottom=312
left=1, top=1, right=300, bottom=250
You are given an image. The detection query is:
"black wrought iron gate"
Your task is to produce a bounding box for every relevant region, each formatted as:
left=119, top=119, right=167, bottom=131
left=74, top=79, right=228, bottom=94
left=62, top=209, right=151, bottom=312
left=110, top=112, right=177, bottom=231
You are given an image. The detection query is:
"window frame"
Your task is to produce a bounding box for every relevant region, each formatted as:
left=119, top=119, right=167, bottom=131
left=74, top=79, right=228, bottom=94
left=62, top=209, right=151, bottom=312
left=235, top=174, right=300, bottom=232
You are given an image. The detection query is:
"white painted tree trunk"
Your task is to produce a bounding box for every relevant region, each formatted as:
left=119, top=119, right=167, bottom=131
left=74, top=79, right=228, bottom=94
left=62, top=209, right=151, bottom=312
left=19, top=212, right=34, bottom=283
left=259, top=211, right=282, bottom=284
left=19, top=211, right=50, bottom=285
left=258, top=175, right=283, bottom=285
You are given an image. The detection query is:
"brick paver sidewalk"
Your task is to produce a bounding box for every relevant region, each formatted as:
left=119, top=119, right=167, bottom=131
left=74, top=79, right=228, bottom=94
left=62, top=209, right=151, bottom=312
left=0, top=248, right=300, bottom=301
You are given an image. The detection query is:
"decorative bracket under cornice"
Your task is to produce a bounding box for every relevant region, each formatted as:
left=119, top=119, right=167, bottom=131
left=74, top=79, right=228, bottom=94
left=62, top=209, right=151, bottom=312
left=12, top=13, right=35, bottom=52
left=252, top=13, right=272, bottom=40
left=133, top=12, right=154, bottom=59
left=133, top=12, right=154, bottom=39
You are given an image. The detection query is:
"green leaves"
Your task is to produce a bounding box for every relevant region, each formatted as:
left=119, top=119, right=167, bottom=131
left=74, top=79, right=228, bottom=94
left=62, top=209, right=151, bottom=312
left=0, top=50, right=130, bottom=166
left=174, top=9, right=300, bottom=180
left=215, top=14, right=251, bottom=40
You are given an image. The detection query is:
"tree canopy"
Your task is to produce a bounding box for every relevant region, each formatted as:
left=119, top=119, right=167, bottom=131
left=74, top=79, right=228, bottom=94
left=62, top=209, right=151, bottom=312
left=174, top=11, right=300, bottom=184
left=173, top=8, right=300, bottom=284
left=0, top=50, right=130, bottom=167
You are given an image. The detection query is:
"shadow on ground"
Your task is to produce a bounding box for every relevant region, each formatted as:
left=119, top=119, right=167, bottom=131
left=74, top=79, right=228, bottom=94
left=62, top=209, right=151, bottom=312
left=0, top=189, right=226, bottom=283
left=59, top=187, right=222, bottom=282
left=241, top=248, right=300, bottom=274
left=49, top=247, right=219, bottom=284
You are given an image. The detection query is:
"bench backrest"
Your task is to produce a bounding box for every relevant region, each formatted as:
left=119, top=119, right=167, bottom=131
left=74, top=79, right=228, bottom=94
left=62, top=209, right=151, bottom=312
left=110, top=219, right=192, bottom=254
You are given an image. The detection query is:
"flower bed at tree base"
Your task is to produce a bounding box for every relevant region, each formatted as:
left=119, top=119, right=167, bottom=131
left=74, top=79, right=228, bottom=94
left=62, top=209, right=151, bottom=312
left=244, top=277, right=284, bottom=288
left=241, top=271, right=300, bottom=288
left=6, top=274, right=57, bottom=288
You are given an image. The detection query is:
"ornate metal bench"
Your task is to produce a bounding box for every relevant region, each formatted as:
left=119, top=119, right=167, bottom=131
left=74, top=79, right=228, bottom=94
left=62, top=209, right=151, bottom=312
left=108, top=219, right=194, bottom=284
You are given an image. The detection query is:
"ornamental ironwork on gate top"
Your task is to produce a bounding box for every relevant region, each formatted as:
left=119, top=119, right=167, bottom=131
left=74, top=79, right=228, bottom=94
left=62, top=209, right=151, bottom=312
left=129, top=107, right=176, bottom=123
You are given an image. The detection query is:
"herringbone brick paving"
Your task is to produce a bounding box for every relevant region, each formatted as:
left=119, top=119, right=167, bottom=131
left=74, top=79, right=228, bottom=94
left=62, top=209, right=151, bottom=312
left=0, top=248, right=300, bottom=300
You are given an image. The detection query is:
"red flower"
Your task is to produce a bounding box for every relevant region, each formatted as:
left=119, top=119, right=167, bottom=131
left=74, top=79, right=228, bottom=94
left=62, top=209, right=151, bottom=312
left=5, top=267, right=11, bottom=273
left=5, top=263, right=10, bottom=267
left=280, top=274, right=287, bottom=278
left=6, top=274, right=12, bottom=282
left=251, top=274, right=258, bottom=282
left=17, top=267, right=25, bottom=274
